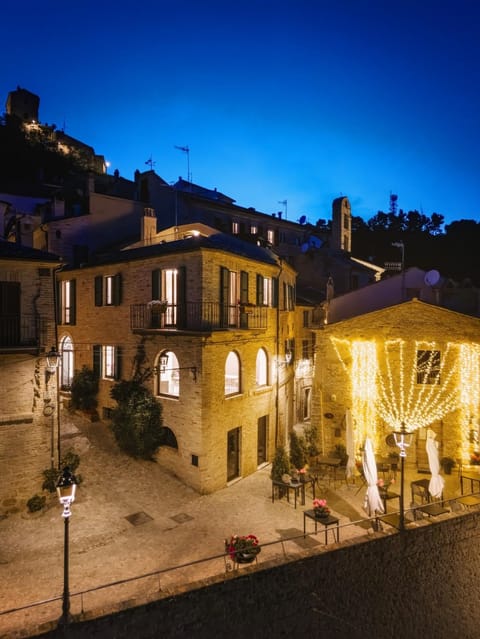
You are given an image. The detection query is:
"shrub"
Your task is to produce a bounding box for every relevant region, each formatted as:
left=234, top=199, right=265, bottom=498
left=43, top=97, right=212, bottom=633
left=271, top=445, right=291, bottom=481
left=110, top=380, right=165, bottom=459
left=304, top=423, right=320, bottom=457
left=70, top=366, right=98, bottom=411
left=27, top=494, right=46, bottom=513
left=289, top=431, right=307, bottom=470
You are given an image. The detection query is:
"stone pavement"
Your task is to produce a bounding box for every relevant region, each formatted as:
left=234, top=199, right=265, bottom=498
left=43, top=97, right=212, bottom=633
left=0, top=412, right=462, bottom=638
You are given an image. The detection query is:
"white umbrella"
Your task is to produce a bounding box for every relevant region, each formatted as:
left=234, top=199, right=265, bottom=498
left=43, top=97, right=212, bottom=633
left=362, top=437, right=384, bottom=515
left=345, top=409, right=355, bottom=479
left=426, top=429, right=445, bottom=499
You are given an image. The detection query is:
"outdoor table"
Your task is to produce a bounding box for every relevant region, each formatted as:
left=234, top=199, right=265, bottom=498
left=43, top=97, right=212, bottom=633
left=377, top=513, right=401, bottom=530
left=303, top=509, right=340, bottom=544
left=417, top=502, right=449, bottom=518
left=314, top=456, right=342, bottom=485
left=457, top=494, right=480, bottom=509
left=272, top=478, right=315, bottom=508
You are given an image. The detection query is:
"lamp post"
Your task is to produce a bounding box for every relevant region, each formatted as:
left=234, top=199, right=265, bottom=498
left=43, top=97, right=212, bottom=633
left=393, top=422, right=413, bottom=531
left=56, top=466, right=78, bottom=626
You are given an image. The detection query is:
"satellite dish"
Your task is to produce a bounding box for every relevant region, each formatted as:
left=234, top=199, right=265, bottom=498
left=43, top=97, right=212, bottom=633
left=424, top=269, right=440, bottom=286
left=385, top=434, right=396, bottom=447
left=298, top=215, right=306, bottom=225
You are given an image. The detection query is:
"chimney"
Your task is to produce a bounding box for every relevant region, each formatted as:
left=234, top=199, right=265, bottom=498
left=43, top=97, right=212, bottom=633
left=141, top=208, right=156, bottom=245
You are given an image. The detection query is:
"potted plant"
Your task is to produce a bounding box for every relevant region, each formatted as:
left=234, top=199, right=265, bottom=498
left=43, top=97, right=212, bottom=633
left=440, top=456, right=455, bottom=475
left=312, top=498, right=331, bottom=519
left=289, top=431, right=307, bottom=471
left=225, top=534, right=261, bottom=563
left=271, top=445, right=290, bottom=481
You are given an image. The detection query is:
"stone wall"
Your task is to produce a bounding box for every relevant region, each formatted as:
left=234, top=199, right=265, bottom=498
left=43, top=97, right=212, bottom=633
left=36, top=511, right=480, bottom=639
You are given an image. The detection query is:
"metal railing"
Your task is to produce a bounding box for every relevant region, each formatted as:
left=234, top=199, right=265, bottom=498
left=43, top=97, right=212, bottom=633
left=1, top=494, right=476, bottom=637
left=130, top=302, right=267, bottom=332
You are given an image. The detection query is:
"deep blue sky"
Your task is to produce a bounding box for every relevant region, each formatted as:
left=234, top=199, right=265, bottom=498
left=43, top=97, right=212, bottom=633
left=2, top=0, right=480, bottom=226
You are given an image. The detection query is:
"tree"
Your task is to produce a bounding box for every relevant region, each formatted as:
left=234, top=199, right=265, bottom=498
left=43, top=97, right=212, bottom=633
left=110, top=380, right=164, bottom=459
left=289, top=431, right=307, bottom=470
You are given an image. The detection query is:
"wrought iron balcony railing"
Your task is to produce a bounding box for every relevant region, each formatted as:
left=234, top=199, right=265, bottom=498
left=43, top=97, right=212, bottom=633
left=130, top=302, right=267, bottom=332
left=0, top=314, right=46, bottom=349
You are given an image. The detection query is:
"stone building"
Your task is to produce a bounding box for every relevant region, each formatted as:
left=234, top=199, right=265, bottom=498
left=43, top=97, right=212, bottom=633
left=313, top=298, right=480, bottom=469
left=56, top=220, right=298, bottom=493
left=0, top=242, right=61, bottom=511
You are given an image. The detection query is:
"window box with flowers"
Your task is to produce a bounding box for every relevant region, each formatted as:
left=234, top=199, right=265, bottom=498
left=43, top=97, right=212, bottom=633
left=225, top=534, right=261, bottom=564
left=471, top=452, right=480, bottom=466
left=313, top=498, right=330, bottom=519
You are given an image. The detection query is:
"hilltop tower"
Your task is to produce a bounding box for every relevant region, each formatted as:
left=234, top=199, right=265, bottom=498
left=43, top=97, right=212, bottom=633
left=5, top=86, right=40, bottom=122
left=331, top=196, right=351, bottom=252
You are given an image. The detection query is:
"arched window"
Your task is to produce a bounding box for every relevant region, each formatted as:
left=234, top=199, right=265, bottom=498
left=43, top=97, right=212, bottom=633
left=162, top=427, right=178, bottom=449
left=60, top=336, right=74, bottom=390
left=157, top=351, right=180, bottom=397
left=255, top=348, right=268, bottom=386
left=225, top=351, right=240, bottom=395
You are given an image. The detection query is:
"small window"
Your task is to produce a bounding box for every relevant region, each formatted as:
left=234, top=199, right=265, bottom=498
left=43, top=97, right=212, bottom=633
left=267, top=229, right=275, bottom=244
left=103, top=345, right=116, bottom=379
left=303, top=387, right=311, bottom=420
left=95, top=274, right=122, bottom=306
left=303, top=310, right=310, bottom=328
left=59, top=280, right=76, bottom=324
left=232, top=221, right=239, bottom=234
left=255, top=348, right=268, bottom=386
left=225, top=351, right=240, bottom=395
left=250, top=224, right=258, bottom=235
left=417, top=350, right=441, bottom=384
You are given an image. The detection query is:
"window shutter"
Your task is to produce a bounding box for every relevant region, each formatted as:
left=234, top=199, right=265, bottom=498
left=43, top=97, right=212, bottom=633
left=151, top=269, right=161, bottom=300
left=256, top=274, right=263, bottom=306
left=93, top=345, right=102, bottom=377
left=113, top=273, right=122, bottom=306
left=94, top=276, right=103, bottom=306
left=272, top=277, right=279, bottom=308
left=240, top=271, right=249, bottom=304
left=114, top=346, right=122, bottom=380
left=177, top=266, right=187, bottom=328
left=220, top=267, right=229, bottom=327
left=70, top=279, right=76, bottom=325
left=56, top=280, right=62, bottom=324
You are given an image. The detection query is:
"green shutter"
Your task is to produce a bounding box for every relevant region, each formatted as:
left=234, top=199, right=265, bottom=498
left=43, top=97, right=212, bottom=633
left=93, top=345, right=102, bottom=377
left=240, top=271, right=249, bottom=304
left=272, top=277, right=279, bottom=308
left=70, top=279, right=76, bottom=325
left=115, top=346, right=122, bottom=380
left=113, top=273, right=122, bottom=306
left=177, top=266, right=186, bottom=328
left=256, top=274, right=263, bottom=306
left=151, top=269, right=161, bottom=300
left=94, top=276, right=103, bottom=306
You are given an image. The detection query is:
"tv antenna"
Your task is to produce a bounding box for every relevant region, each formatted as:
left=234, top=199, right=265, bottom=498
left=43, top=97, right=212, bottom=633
left=278, top=199, right=287, bottom=219
left=175, top=145, right=191, bottom=182
left=145, top=156, right=156, bottom=171
left=389, top=192, right=398, bottom=215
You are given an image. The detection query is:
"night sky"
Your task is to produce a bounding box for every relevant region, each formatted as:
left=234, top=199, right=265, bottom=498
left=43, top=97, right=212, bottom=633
left=2, top=0, right=480, bottom=226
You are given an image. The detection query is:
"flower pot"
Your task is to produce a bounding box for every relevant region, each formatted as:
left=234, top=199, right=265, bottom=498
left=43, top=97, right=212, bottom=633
left=314, top=510, right=329, bottom=519
left=236, top=552, right=258, bottom=564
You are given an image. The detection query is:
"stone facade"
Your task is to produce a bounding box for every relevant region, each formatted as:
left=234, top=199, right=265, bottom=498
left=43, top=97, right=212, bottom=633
left=0, top=250, right=60, bottom=511
left=313, top=299, right=480, bottom=464
left=57, top=234, right=298, bottom=493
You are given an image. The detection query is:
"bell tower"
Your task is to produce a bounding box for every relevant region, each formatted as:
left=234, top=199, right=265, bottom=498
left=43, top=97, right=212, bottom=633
left=331, top=196, right=351, bottom=252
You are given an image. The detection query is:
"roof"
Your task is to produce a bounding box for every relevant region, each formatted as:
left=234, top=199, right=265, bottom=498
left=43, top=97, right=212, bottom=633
left=67, top=232, right=279, bottom=269
left=0, top=240, right=61, bottom=262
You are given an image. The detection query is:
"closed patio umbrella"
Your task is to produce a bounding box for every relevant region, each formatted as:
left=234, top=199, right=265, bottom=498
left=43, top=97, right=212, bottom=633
left=362, top=437, right=384, bottom=516
left=426, top=429, right=445, bottom=499
left=345, top=409, right=355, bottom=479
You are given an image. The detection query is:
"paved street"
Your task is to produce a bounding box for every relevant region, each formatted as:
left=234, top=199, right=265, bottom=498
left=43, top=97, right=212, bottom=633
left=0, top=411, right=462, bottom=638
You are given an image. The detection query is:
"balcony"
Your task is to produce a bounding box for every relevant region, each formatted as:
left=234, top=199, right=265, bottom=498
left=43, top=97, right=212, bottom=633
left=130, top=302, right=267, bottom=332
left=0, top=314, right=46, bottom=351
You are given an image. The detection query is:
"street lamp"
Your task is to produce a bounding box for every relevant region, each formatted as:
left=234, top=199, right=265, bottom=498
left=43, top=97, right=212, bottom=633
left=393, top=422, right=413, bottom=531
left=56, top=466, right=78, bottom=626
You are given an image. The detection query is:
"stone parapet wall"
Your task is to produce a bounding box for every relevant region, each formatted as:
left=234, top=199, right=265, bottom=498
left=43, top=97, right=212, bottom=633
left=36, top=511, right=480, bottom=639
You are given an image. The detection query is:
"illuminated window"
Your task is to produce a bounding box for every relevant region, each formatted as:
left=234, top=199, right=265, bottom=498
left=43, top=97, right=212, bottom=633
left=256, top=275, right=272, bottom=306
left=59, top=280, right=76, bottom=324
left=225, top=351, right=240, bottom=395
left=267, top=229, right=275, bottom=244
left=104, top=345, right=116, bottom=379
left=157, top=350, right=180, bottom=397
left=417, top=350, right=441, bottom=385
left=232, top=221, right=239, bottom=234
left=60, top=336, right=74, bottom=390
left=93, top=344, right=122, bottom=380
left=255, top=348, right=268, bottom=386
left=250, top=224, right=258, bottom=235
left=95, top=274, right=122, bottom=306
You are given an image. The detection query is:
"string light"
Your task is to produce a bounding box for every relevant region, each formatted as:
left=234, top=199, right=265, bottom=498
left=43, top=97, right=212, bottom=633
left=330, top=336, right=480, bottom=457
